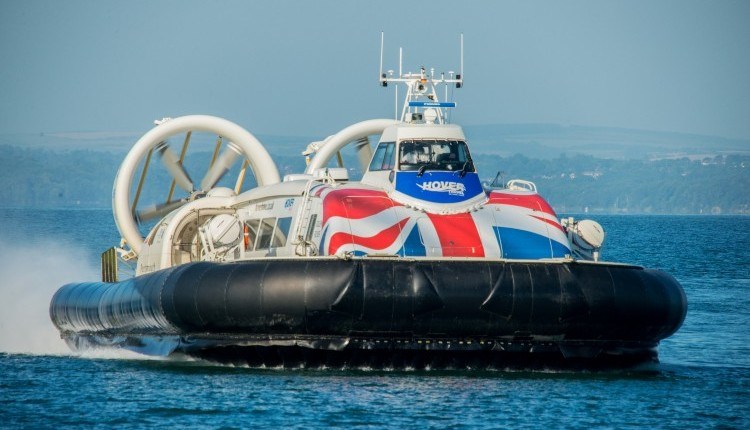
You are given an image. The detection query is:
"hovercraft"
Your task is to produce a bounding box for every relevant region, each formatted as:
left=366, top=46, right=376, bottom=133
left=50, top=41, right=686, bottom=369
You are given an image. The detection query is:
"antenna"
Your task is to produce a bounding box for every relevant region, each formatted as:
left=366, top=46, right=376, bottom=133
left=379, top=32, right=385, bottom=85
left=399, top=47, right=403, bottom=77
left=460, top=33, right=464, bottom=82
left=395, top=85, right=398, bottom=120
left=398, top=47, right=403, bottom=120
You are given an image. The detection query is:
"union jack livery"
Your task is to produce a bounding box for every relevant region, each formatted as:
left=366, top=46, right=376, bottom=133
left=50, top=38, right=686, bottom=368
left=316, top=186, right=570, bottom=259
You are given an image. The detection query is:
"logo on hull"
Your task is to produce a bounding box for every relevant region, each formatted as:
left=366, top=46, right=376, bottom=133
left=416, top=181, right=466, bottom=196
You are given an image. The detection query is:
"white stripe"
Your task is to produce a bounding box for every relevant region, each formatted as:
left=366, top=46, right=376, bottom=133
left=489, top=204, right=571, bottom=251
left=472, top=208, right=501, bottom=258
left=325, top=206, right=404, bottom=238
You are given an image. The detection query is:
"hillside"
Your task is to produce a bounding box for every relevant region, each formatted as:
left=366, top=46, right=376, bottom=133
left=463, top=124, right=750, bottom=159
left=472, top=153, right=749, bottom=214
left=0, top=142, right=747, bottom=214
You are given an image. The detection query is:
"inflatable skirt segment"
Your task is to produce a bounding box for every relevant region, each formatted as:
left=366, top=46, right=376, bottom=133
left=50, top=259, right=687, bottom=368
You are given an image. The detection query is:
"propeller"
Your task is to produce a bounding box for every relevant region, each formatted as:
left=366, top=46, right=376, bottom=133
left=155, top=140, right=194, bottom=193
left=135, top=199, right=188, bottom=224
left=136, top=139, right=244, bottom=227
left=354, top=136, right=372, bottom=172
left=200, top=141, right=242, bottom=191
left=113, top=115, right=281, bottom=255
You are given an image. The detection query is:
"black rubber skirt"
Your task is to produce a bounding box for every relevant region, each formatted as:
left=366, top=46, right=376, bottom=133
left=50, top=258, right=687, bottom=368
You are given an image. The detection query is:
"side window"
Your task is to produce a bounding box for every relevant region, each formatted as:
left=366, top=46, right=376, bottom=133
left=256, top=218, right=276, bottom=250
left=245, top=216, right=294, bottom=251
left=368, top=143, right=387, bottom=171
left=368, top=142, right=395, bottom=171
left=457, top=141, right=475, bottom=171
left=245, top=219, right=260, bottom=250
left=273, top=217, right=292, bottom=247
left=382, top=142, right=396, bottom=170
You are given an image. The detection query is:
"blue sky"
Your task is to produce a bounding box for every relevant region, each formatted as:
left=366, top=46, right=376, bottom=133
left=1, top=0, right=748, bottom=139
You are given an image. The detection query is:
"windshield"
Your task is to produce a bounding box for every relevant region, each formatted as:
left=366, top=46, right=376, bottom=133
left=398, top=140, right=474, bottom=172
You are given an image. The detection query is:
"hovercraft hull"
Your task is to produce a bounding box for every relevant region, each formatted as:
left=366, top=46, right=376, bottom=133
left=50, top=258, right=686, bottom=368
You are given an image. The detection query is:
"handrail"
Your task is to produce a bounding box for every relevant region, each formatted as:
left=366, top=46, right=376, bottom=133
left=506, top=179, right=537, bottom=193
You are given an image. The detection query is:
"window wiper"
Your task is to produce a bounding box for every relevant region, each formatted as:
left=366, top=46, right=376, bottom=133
left=417, top=165, right=427, bottom=177
left=459, top=162, right=470, bottom=178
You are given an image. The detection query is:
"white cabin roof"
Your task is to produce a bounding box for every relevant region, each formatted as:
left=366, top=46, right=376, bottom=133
left=380, top=123, right=466, bottom=142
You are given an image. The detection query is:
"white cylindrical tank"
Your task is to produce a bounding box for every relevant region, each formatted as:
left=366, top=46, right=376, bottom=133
left=575, top=219, right=605, bottom=249
left=562, top=217, right=606, bottom=261
left=205, top=214, right=242, bottom=248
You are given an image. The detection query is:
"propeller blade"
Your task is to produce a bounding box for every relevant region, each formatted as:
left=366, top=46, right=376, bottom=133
left=136, top=199, right=186, bottom=224
left=354, top=136, right=372, bottom=172
left=200, top=142, right=242, bottom=191
left=155, top=141, right=194, bottom=193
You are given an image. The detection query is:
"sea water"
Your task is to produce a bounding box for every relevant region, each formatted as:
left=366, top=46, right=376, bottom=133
left=0, top=209, right=748, bottom=428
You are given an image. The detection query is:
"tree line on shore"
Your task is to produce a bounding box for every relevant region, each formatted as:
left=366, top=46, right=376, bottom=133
left=1, top=144, right=747, bottom=214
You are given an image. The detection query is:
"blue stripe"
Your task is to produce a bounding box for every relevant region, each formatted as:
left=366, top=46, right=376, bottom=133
left=493, top=227, right=570, bottom=259
left=397, top=224, right=426, bottom=257
left=408, top=101, right=456, bottom=107
left=318, top=225, right=328, bottom=255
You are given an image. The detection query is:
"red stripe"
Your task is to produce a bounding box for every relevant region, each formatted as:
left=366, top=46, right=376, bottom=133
left=530, top=214, right=564, bottom=232
left=426, top=213, right=485, bottom=257
left=322, top=188, right=401, bottom=226
left=487, top=192, right=557, bottom=217
left=328, top=218, right=409, bottom=255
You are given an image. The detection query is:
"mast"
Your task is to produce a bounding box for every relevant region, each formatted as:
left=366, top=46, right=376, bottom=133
left=379, top=34, right=464, bottom=124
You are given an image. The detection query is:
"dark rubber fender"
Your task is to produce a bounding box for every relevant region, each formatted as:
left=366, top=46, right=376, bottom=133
left=50, top=259, right=687, bottom=346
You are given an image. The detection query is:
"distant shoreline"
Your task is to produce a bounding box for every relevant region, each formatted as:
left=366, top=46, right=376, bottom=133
left=1, top=206, right=747, bottom=216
